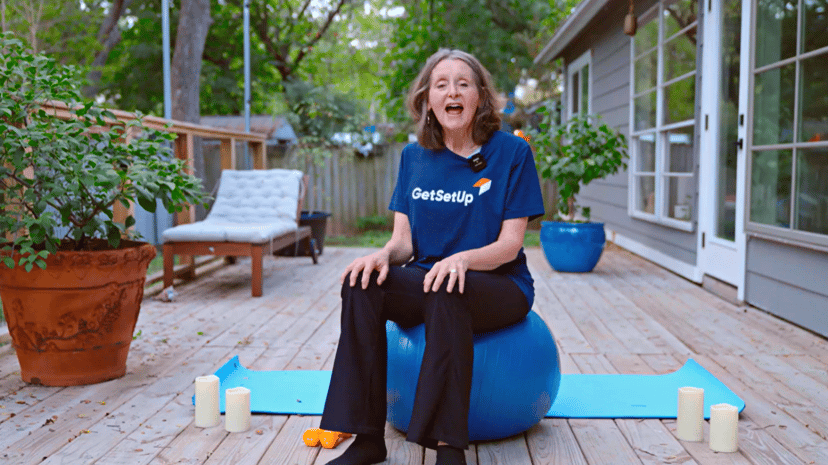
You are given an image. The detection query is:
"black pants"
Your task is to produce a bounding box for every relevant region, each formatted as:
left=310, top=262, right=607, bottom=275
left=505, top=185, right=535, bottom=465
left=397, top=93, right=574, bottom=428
left=319, top=265, right=530, bottom=449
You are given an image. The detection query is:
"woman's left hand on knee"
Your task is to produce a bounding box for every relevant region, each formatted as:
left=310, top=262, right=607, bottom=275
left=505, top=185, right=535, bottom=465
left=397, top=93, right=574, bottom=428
left=424, top=254, right=469, bottom=294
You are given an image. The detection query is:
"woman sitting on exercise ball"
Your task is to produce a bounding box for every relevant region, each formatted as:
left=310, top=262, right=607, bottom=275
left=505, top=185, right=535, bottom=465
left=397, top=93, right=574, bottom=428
left=320, top=48, right=545, bottom=465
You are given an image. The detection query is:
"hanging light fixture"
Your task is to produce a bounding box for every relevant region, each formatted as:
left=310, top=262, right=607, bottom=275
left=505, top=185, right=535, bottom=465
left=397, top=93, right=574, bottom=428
left=624, top=0, right=638, bottom=36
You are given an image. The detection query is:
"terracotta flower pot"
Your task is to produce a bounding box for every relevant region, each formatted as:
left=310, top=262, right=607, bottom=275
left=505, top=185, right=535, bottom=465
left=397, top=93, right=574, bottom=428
left=0, top=240, right=156, bottom=386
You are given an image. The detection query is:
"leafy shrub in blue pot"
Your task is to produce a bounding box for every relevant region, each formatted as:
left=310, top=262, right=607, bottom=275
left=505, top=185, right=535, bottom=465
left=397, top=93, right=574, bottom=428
left=531, top=106, right=628, bottom=272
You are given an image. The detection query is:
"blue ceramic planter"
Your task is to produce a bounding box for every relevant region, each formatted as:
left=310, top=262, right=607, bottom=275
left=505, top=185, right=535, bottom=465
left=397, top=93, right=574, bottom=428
left=540, top=221, right=606, bottom=272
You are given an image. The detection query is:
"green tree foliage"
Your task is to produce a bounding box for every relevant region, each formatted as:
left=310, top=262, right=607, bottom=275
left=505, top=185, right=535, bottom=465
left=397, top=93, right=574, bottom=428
left=0, top=0, right=101, bottom=63
left=381, top=0, right=558, bottom=120
left=99, top=0, right=169, bottom=114
left=101, top=0, right=361, bottom=118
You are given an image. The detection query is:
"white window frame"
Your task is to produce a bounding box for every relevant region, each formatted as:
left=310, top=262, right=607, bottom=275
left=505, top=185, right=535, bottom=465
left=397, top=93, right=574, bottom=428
left=628, top=0, right=698, bottom=232
left=566, top=50, right=592, bottom=120
left=743, top=0, right=828, bottom=249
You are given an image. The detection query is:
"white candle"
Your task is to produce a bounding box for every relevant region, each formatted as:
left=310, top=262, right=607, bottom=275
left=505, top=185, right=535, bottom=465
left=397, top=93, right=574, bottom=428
left=709, top=403, right=739, bottom=452
left=194, top=375, right=220, bottom=428
left=676, top=386, right=704, bottom=442
left=225, top=386, right=251, bottom=433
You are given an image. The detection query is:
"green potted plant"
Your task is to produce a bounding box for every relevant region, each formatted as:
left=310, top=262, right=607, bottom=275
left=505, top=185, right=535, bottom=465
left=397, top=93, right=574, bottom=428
left=531, top=104, right=628, bottom=272
left=0, top=33, right=207, bottom=386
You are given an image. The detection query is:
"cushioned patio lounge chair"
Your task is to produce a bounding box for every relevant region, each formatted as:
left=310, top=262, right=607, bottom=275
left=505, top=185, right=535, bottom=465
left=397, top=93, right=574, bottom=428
left=162, top=169, right=317, bottom=297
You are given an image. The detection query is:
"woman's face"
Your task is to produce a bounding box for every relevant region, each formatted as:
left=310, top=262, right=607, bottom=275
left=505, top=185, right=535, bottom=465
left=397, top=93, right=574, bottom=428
left=427, top=59, right=480, bottom=136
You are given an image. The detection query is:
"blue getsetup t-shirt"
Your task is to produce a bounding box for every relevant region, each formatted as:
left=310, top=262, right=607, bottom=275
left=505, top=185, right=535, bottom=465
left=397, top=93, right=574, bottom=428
left=389, top=131, right=545, bottom=307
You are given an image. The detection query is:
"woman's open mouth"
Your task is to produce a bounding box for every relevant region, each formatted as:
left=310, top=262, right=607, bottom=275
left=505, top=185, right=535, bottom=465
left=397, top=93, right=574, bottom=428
left=446, top=104, right=464, bottom=115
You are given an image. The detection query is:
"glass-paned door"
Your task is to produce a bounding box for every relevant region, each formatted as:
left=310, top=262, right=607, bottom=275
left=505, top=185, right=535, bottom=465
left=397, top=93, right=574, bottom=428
left=698, top=0, right=747, bottom=288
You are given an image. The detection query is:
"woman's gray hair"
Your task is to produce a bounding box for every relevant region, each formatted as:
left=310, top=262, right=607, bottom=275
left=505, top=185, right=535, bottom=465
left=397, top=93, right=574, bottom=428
left=406, top=49, right=505, bottom=150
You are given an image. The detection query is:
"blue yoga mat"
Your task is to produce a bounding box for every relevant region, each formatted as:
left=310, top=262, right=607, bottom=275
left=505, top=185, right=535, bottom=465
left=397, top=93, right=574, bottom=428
left=195, top=356, right=744, bottom=419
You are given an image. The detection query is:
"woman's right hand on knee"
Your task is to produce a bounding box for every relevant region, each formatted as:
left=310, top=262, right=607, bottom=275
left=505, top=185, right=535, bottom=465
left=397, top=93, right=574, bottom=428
left=341, top=250, right=391, bottom=289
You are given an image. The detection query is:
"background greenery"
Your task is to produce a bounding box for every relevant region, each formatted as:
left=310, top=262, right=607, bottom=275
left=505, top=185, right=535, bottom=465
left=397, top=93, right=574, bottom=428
left=1, top=0, right=578, bottom=125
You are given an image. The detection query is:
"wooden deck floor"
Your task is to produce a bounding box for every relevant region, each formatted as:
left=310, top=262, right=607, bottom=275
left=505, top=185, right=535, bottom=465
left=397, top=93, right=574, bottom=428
left=1, top=246, right=827, bottom=465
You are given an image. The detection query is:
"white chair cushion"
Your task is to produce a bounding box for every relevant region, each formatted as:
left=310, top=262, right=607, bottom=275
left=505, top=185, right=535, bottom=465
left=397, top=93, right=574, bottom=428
left=162, top=220, right=299, bottom=243
left=162, top=169, right=304, bottom=244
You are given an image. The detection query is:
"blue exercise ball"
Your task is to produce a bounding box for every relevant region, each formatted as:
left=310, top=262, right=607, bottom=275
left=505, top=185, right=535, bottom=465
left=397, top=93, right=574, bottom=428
left=386, top=310, right=561, bottom=441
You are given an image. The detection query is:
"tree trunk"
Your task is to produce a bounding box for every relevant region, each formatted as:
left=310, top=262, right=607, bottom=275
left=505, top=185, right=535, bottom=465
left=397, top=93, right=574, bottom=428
left=172, top=0, right=212, bottom=219
left=83, top=0, right=134, bottom=98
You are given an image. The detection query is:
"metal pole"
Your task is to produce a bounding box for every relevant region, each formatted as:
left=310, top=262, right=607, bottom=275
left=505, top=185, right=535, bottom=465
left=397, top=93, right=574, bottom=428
left=162, top=0, right=172, bottom=120
left=243, top=0, right=251, bottom=169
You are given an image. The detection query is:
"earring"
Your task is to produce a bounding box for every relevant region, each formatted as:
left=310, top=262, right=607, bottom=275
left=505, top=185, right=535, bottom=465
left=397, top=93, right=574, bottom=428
left=426, top=113, right=431, bottom=125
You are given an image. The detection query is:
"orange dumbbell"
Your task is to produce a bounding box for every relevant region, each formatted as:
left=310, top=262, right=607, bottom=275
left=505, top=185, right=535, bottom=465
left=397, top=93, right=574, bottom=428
left=302, top=428, right=322, bottom=447
left=319, top=430, right=352, bottom=449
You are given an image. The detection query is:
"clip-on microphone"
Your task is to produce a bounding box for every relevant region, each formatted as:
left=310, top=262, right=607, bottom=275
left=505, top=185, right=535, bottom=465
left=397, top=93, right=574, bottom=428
left=469, top=153, right=487, bottom=173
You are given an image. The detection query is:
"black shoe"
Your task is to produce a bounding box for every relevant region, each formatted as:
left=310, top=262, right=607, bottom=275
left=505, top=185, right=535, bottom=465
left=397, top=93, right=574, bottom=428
left=435, top=444, right=467, bottom=465
left=325, top=434, right=387, bottom=465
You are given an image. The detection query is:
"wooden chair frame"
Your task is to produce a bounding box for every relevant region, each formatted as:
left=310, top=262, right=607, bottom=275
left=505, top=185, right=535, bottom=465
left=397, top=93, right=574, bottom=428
left=162, top=175, right=318, bottom=297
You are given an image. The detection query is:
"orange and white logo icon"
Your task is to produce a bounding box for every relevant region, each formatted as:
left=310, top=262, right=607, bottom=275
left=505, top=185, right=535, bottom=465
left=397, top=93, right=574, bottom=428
left=473, top=178, right=491, bottom=195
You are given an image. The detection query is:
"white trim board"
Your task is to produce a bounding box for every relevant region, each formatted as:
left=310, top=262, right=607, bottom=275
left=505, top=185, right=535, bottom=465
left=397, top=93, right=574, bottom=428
left=606, top=228, right=703, bottom=283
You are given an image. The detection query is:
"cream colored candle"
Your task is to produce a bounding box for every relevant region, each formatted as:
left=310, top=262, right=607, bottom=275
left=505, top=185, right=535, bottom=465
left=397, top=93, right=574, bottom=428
left=194, top=375, right=220, bottom=428
left=676, top=386, right=704, bottom=442
left=709, top=403, right=739, bottom=452
left=225, top=386, right=251, bottom=433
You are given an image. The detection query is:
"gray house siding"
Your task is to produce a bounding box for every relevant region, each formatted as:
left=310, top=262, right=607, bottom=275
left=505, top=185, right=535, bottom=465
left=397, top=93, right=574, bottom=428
left=745, top=238, right=828, bottom=335
left=559, top=0, right=698, bottom=268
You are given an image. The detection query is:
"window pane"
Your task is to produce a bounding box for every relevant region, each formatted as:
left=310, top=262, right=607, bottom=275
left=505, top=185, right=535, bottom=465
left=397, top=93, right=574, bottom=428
left=635, top=50, right=658, bottom=93
left=664, top=0, right=698, bottom=39
left=750, top=149, right=792, bottom=227
left=716, top=0, right=741, bottom=241
left=666, top=126, right=695, bottom=173
left=802, top=0, right=828, bottom=53
left=753, top=64, right=795, bottom=146
left=637, top=176, right=656, bottom=214
left=663, top=75, right=695, bottom=124
left=795, top=147, right=828, bottom=234
left=571, top=71, right=580, bottom=115
left=666, top=176, right=694, bottom=220
left=635, top=91, right=657, bottom=130
left=635, top=135, right=656, bottom=172
left=581, top=65, right=590, bottom=114
left=635, top=17, right=659, bottom=55
left=755, top=0, right=798, bottom=68
left=664, top=26, right=697, bottom=81
left=798, top=53, right=828, bottom=143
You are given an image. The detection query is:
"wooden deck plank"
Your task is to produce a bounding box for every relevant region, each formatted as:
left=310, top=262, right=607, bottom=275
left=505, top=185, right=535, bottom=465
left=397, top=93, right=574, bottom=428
left=1, top=346, right=200, bottom=464
left=476, top=434, right=533, bottom=465
left=602, top=253, right=759, bottom=356
left=525, top=252, right=600, bottom=355
left=564, top=271, right=664, bottom=354
left=569, top=419, right=644, bottom=465
left=583, top=273, right=694, bottom=356
left=525, top=419, right=589, bottom=465
left=257, top=415, right=321, bottom=465
left=541, top=277, right=631, bottom=355
left=719, top=354, right=828, bottom=441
